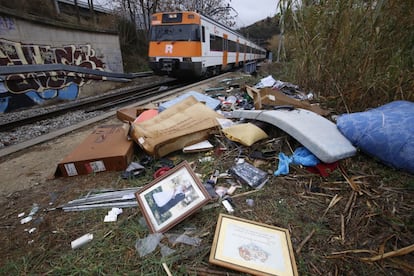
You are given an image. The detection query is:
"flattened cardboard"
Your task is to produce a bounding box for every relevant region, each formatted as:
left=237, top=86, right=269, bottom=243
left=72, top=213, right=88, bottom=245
left=131, top=96, right=222, bottom=158
left=55, top=125, right=134, bottom=177
left=246, top=85, right=330, bottom=116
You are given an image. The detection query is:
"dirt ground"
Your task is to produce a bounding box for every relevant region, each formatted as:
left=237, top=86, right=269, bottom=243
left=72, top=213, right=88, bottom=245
left=0, top=124, right=96, bottom=201
left=1, top=76, right=413, bottom=275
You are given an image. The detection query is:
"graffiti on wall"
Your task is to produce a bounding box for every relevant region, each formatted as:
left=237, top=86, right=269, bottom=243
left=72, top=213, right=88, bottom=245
left=0, top=38, right=106, bottom=112
left=0, top=16, right=15, bottom=34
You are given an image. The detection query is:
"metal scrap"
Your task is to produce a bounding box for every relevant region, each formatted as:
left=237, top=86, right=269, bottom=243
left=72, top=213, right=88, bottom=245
left=60, top=187, right=142, bottom=211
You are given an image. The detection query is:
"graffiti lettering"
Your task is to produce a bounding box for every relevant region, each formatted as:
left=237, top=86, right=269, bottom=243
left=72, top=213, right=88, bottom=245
left=0, top=39, right=106, bottom=112
left=0, top=39, right=105, bottom=68
left=4, top=71, right=94, bottom=94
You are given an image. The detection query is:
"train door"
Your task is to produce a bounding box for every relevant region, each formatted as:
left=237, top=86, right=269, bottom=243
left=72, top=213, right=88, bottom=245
left=236, top=38, right=239, bottom=65
left=243, top=43, right=247, bottom=64
left=201, top=25, right=207, bottom=58
left=222, top=34, right=228, bottom=70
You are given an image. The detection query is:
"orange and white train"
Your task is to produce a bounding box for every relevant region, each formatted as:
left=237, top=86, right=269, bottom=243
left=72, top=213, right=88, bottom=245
left=148, top=11, right=267, bottom=78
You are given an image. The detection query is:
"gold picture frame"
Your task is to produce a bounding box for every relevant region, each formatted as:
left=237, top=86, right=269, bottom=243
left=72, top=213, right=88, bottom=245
left=209, top=213, right=298, bottom=276
left=135, top=161, right=211, bottom=233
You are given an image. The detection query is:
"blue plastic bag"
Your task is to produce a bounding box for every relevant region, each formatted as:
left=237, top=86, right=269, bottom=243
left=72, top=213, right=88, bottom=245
left=291, top=147, right=320, bottom=167
left=274, top=147, right=320, bottom=176
left=337, top=101, right=414, bottom=174
left=274, top=152, right=292, bottom=176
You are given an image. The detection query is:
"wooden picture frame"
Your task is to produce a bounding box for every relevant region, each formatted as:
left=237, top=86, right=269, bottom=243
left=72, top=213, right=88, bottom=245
left=135, top=161, right=211, bottom=233
left=209, top=214, right=298, bottom=276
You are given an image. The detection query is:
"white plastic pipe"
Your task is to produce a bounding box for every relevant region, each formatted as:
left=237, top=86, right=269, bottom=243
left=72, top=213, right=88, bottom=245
left=71, top=233, right=93, bottom=249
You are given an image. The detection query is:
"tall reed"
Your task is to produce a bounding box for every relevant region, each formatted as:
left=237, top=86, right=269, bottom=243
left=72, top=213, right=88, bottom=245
left=277, top=0, right=414, bottom=112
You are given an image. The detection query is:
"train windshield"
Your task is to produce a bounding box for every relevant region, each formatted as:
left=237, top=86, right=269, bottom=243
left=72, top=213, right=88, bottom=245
left=150, top=24, right=200, bottom=42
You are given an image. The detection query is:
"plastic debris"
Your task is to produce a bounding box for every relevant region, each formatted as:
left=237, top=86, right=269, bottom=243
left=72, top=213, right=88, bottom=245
left=20, top=216, right=33, bottom=224
left=246, top=199, right=254, bottom=207
left=29, top=203, right=39, bottom=217
left=166, top=233, right=202, bottom=246
left=203, top=183, right=218, bottom=199
left=28, top=228, right=36, bottom=234
left=121, top=162, right=145, bottom=179
left=198, top=156, right=214, bottom=163
left=160, top=244, right=176, bottom=257
left=274, top=147, right=320, bottom=176
left=71, top=233, right=94, bottom=249
left=254, top=75, right=276, bottom=88
left=215, top=186, right=228, bottom=198
left=222, top=199, right=234, bottom=213
left=104, top=208, right=123, bottom=222
left=274, top=152, right=291, bottom=176
left=135, top=233, right=163, bottom=257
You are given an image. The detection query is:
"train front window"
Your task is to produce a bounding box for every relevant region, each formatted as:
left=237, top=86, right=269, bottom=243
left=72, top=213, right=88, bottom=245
left=150, top=24, right=200, bottom=42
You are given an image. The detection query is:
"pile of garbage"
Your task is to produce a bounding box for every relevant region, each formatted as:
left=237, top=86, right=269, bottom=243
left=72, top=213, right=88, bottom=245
left=47, top=74, right=413, bottom=275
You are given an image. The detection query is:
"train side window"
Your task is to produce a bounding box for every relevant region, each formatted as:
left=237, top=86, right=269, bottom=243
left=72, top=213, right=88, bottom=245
left=195, top=28, right=200, bottom=41
left=210, top=34, right=223, bottom=51
left=202, top=26, right=205, bottom=42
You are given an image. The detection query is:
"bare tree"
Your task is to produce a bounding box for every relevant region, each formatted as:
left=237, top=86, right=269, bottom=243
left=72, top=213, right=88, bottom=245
left=111, top=0, right=235, bottom=32
left=202, top=0, right=236, bottom=27
left=156, top=0, right=236, bottom=27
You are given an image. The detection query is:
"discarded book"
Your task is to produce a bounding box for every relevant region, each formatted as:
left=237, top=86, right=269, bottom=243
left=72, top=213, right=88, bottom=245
left=229, top=161, right=268, bottom=189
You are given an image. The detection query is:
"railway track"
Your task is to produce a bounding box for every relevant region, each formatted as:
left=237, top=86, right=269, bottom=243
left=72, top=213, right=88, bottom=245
left=0, top=77, right=184, bottom=131
left=0, top=72, right=233, bottom=158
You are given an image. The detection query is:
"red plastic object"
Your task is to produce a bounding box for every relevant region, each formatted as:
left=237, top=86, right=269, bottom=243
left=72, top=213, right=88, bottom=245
left=306, top=161, right=339, bottom=177
left=153, top=167, right=171, bottom=179
left=134, top=109, right=158, bottom=123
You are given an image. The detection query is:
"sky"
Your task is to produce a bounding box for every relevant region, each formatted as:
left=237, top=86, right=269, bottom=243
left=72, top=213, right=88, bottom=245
left=90, top=0, right=279, bottom=28
left=229, top=0, right=279, bottom=28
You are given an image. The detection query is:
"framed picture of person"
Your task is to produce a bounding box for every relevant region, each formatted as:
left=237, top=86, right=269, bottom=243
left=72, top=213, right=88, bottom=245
left=209, top=214, right=298, bottom=276
left=135, top=160, right=211, bottom=233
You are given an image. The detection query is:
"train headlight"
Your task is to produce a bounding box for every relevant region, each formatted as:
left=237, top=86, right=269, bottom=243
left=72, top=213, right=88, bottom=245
left=183, top=57, right=192, bottom=62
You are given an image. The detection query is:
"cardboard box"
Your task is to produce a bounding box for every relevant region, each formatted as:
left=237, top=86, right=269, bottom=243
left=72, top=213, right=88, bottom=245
left=116, top=104, right=158, bottom=123
left=55, top=125, right=134, bottom=177
left=116, top=107, right=139, bottom=122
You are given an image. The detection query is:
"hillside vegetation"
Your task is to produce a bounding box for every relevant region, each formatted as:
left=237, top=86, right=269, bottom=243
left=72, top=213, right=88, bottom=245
left=238, top=16, right=280, bottom=49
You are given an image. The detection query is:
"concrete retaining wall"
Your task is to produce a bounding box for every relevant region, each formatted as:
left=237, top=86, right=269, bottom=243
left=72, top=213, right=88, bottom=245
left=0, top=13, right=124, bottom=112
left=0, top=14, right=123, bottom=73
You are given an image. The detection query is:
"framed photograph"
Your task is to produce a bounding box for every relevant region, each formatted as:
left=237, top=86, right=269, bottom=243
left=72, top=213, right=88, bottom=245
left=135, top=160, right=211, bottom=233
left=209, top=214, right=298, bottom=276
